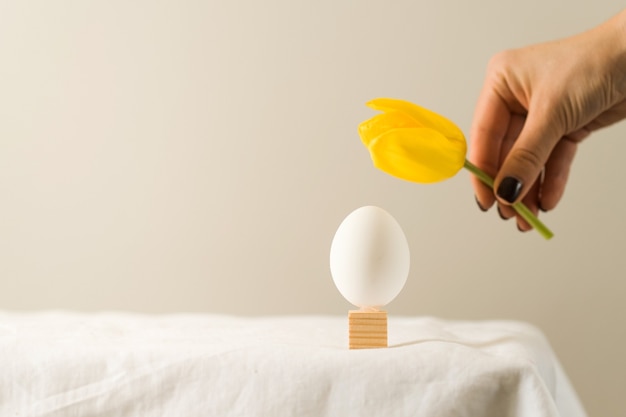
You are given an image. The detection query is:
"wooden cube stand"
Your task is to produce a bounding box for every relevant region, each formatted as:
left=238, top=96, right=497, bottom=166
left=348, top=310, right=387, bottom=349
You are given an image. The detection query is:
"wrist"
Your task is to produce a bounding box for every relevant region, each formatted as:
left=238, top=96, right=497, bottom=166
left=600, top=9, right=626, bottom=96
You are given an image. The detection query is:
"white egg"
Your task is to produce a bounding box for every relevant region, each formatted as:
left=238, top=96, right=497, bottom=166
left=330, top=206, right=410, bottom=309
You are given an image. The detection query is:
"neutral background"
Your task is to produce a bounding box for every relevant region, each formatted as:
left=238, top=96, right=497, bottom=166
left=1, top=1, right=624, bottom=416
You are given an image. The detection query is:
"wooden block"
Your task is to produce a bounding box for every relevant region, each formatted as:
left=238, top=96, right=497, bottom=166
left=348, top=310, right=387, bottom=349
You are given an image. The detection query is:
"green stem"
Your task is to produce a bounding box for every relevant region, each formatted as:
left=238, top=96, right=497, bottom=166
left=463, top=159, right=553, bottom=240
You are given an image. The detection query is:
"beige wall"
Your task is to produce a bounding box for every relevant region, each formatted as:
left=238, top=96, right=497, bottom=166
left=1, top=1, right=624, bottom=415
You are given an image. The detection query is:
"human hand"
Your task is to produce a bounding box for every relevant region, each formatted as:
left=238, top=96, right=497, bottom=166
left=470, top=10, right=626, bottom=231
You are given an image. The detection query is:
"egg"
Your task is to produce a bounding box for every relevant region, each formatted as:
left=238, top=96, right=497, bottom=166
left=330, top=206, right=410, bottom=309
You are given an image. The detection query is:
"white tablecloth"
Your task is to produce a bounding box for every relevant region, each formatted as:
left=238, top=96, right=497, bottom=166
left=0, top=312, right=587, bottom=417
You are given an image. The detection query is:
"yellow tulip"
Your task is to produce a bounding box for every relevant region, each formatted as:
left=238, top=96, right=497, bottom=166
left=358, top=98, right=467, bottom=183
left=358, top=97, right=554, bottom=240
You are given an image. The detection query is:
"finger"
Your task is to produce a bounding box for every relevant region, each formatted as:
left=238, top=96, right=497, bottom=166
left=540, top=138, right=578, bottom=211
left=496, top=113, right=525, bottom=221
left=497, top=202, right=516, bottom=220
left=494, top=101, right=564, bottom=205
left=566, top=127, right=590, bottom=143
left=510, top=111, right=542, bottom=230
left=517, top=173, right=542, bottom=231
left=469, top=84, right=512, bottom=211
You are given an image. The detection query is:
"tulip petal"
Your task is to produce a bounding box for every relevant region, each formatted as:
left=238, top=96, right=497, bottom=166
left=358, top=111, right=421, bottom=147
left=366, top=98, right=465, bottom=144
left=367, top=127, right=466, bottom=183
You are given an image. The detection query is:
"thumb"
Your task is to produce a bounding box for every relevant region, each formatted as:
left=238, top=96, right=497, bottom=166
left=494, top=110, right=563, bottom=204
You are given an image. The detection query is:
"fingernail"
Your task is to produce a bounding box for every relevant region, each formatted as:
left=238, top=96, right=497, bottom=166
left=497, top=177, right=523, bottom=203
left=517, top=223, right=528, bottom=233
left=538, top=202, right=548, bottom=213
left=475, top=196, right=488, bottom=212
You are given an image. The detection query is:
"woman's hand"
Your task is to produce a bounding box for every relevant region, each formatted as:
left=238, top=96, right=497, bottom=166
left=470, top=10, right=626, bottom=230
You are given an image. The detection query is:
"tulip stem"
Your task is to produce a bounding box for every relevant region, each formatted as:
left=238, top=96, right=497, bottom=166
left=463, top=159, right=553, bottom=240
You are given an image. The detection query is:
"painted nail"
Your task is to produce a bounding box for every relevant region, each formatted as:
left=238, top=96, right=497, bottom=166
left=475, top=196, right=488, bottom=212
left=497, top=177, right=522, bottom=203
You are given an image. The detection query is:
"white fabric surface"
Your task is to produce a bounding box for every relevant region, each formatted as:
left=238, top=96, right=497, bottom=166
left=0, top=312, right=587, bottom=417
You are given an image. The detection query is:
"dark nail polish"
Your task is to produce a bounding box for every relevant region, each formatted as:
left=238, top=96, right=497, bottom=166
left=538, top=202, right=548, bottom=213
left=475, top=196, right=488, bottom=212
left=497, top=205, right=509, bottom=220
left=497, top=177, right=523, bottom=203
